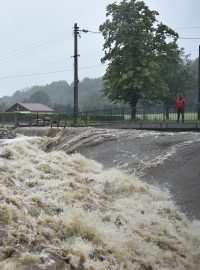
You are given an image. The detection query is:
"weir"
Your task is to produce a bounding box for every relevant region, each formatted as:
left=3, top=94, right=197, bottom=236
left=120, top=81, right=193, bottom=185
left=0, top=127, right=200, bottom=269
left=14, top=126, right=200, bottom=219
left=91, top=121, right=200, bottom=131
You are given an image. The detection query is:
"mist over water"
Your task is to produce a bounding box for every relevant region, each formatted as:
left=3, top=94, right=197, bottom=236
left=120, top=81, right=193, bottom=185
left=0, top=130, right=200, bottom=269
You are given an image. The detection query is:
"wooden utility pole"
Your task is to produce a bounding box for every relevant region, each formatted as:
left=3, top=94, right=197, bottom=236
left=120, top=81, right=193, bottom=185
left=198, top=45, right=200, bottom=120
left=73, top=23, right=79, bottom=124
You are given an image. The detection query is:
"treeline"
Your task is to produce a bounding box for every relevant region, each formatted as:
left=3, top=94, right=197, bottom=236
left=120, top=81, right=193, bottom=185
left=0, top=57, right=198, bottom=113
left=0, top=77, right=124, bottom=113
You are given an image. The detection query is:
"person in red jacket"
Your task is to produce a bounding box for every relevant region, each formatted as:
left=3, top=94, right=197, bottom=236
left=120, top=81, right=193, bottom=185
left=176, top=95, right=186, bottom=123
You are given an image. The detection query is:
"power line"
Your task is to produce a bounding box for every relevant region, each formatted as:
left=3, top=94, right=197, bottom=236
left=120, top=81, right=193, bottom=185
left=0, top=28, right=73, bottom=60
left=73, top=24, right=102, bottom=123
left=0, top=69, right=72, bottom=80
left=186, top=49, right=198, bottom=53
left=175, top=26, right=200, bottom=30
left=24, top=57, right=71, bottom=73
left=0, top=35, right=73, bottom=64
left=0, top=64, right=107, bottom=80
left=179, top=37, right=200, bottom=40
left=80, top=64, right=106, bottom=70
left=0, top=35, right=73, bottom=67
left=0, top=27, right=101, bottom=68
left=167, top=36, right=200, bottom=40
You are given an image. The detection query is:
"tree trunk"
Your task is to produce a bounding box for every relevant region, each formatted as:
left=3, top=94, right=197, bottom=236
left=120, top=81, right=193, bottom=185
left=165, top=105, right=169, bottom=119
left=130, top=98, right=138, bottom=120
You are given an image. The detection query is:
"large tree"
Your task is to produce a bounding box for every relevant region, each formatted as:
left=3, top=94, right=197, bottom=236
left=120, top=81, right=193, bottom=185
left=186, top=57, right=199, bottom=103
left=159, top=53, right=196, bottom=106
left=99, top=0, right=180, bottom=115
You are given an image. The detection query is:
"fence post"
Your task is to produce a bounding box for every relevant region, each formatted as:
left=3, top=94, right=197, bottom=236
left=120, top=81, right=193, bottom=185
left=110, top=109, right=112, bottom=122
left=198, top=103, right=200, bottom=121
left=36, top=112, right=39, bottom=126
left=64, top=114, right=67, bottom=128
left=2, top=113, right=5, bottom=124
left=122, top=108, right=125, bottom=121
left=143, top=107, right=145, bottom=121
left=163, top=106, right=165, bottom=122
left=14, top=113, right=18, bottom=127
left=131, top=107, right=136, bottom=120
left=85, top=111, right=88, bottom=126
left=57, top=114, right=60, bottom=128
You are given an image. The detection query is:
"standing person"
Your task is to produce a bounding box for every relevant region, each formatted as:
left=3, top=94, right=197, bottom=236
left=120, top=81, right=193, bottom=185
left=176, top=95, right=186, bottom=123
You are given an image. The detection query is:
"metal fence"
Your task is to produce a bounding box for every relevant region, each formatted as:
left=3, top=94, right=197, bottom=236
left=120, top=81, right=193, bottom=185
left=0, top=104, right=199, bottom=127
left=76, top=104, right=200, bottom=125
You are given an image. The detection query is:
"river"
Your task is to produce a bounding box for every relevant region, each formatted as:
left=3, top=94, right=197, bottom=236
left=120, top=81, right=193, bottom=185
left=0, top=127, right=200, bottom=269
left=57, top=128, right=200, bottom=219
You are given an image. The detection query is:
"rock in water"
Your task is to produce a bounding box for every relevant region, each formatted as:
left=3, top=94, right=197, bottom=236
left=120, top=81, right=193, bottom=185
left=0, top=126, right=16, bottom=139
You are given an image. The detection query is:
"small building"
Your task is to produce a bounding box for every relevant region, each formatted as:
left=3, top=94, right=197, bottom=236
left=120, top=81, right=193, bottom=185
left=6, top=103, right=54, bottom=114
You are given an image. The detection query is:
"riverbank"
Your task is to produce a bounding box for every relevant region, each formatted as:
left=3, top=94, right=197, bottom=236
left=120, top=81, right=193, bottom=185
left=92, top=120, right=200, bottom=131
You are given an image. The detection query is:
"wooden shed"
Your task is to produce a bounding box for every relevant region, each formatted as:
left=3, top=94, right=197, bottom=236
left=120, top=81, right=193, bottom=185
left=6, top=103, right=54, bottom=113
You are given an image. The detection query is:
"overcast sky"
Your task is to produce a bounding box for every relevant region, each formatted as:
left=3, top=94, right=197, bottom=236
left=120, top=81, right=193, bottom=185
left=0, top=0, right=199, bottom=98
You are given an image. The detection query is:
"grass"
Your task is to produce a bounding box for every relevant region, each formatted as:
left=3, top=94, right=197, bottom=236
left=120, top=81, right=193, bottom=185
left=127, top=112, right=198, bottom=122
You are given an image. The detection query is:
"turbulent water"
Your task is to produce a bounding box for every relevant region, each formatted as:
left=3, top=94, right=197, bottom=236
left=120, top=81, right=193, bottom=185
left=0, top=128, right=200, bottom=269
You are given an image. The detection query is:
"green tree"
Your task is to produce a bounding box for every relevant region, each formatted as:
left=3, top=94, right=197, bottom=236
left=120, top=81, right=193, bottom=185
left=160, top=53, right=196, bottom=106
left=53, top=103, right=73, bottom=113
left=29, top=90, right=50, bottom=105
left=186, top=57, right=198, bottom=103
left=0, top=101, right=6, bottom=112
left=99, top=0, right=180, bottom=117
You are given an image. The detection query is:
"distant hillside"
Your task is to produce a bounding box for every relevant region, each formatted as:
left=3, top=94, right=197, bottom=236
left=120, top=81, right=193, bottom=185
left=2, top=56, right=197, bottom=113
left=0, top=77, right=116, bottom=112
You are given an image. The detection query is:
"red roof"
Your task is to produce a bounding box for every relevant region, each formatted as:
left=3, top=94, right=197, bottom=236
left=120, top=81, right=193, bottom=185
left=18, top=103, right=54, bottom=112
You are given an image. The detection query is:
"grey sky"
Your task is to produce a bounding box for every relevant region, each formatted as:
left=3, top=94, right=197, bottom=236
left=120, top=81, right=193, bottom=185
left=0, top=0, right=199, bottom=97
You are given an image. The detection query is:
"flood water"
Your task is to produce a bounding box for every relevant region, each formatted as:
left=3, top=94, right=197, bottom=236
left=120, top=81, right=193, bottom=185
left=51, top=127, right=200, bottom=219
left=0, top=128, right=200, bottom=269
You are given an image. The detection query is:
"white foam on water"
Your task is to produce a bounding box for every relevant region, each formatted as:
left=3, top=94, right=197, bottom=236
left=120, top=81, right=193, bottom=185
left=54, top=128, right=200, bottom=179
left=0, top=134, right=41, bottom=146
left=0, top=138, right=199, bottom=269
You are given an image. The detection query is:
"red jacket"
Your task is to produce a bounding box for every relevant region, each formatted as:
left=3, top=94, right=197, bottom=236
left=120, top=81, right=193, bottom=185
left=176, top=96, right=186, bottom=109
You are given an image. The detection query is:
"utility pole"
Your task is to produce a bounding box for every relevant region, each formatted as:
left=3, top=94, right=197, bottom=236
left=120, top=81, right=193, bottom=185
left=198, top=45, right=200, bottom=120
left=73, top=24, right=89, bottom=124
left=73, top=23, right=79, bottom=125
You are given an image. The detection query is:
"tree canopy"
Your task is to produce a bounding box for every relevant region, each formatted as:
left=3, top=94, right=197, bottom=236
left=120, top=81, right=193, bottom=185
left=159, top=53, right=197, bottom=105
left=99, top=0, right=184, bottom=110
left=28, top=90, right=50, bottom=105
